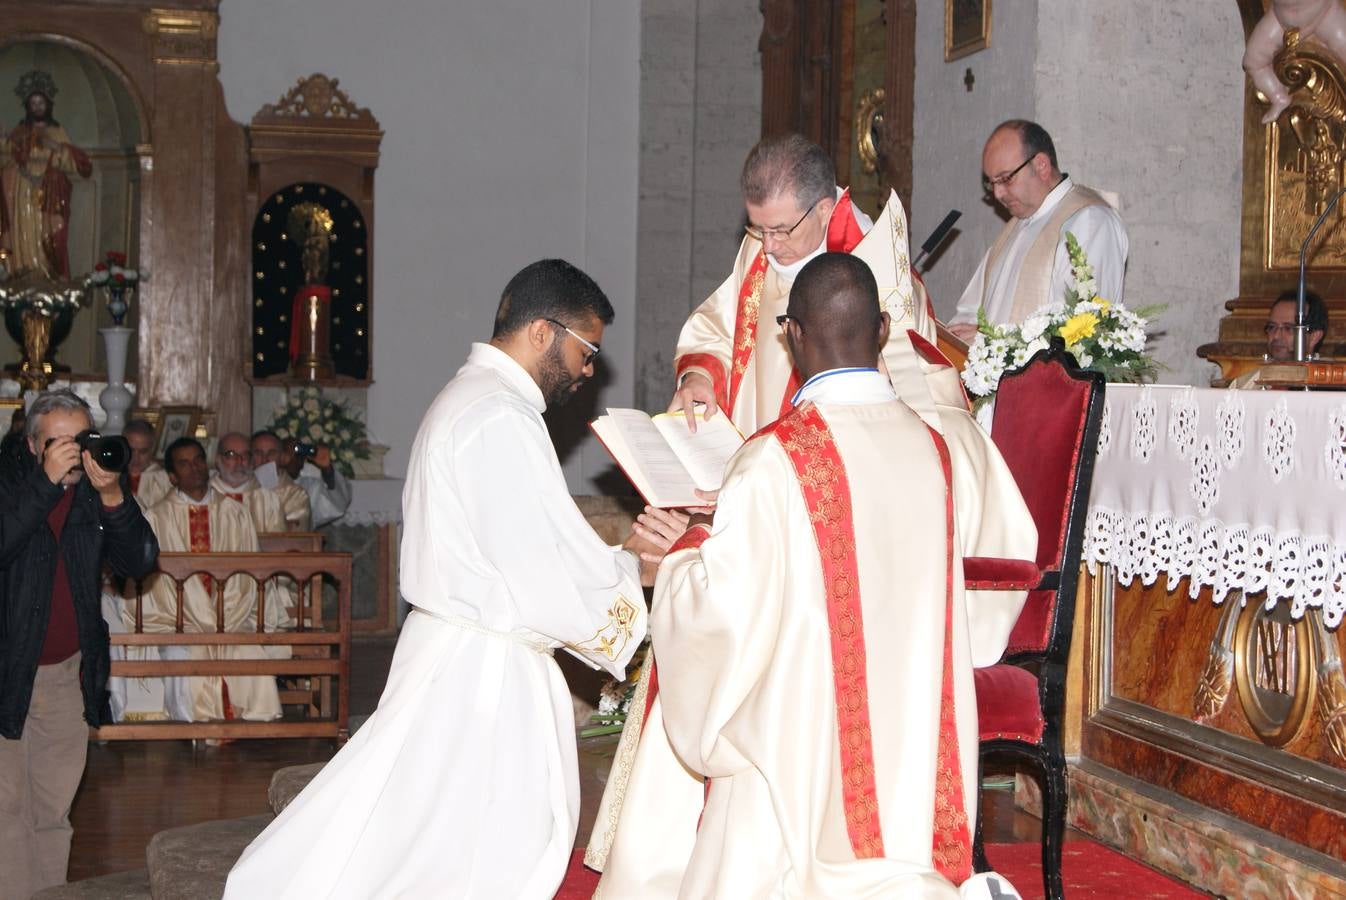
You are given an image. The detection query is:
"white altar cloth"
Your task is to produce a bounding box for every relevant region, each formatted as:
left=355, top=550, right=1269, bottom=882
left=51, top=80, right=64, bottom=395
left=1083, top=384, right=1346, bottom=626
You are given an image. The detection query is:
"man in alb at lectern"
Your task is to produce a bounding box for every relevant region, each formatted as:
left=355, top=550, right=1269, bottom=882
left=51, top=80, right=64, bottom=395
left=596, top=254, right=1027, bottom=898
left=949, top=120, right=1128, bottom=341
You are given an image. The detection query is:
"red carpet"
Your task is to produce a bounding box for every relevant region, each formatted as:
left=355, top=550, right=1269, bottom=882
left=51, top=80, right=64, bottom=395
left=556, top=842, right=1207, bottom=898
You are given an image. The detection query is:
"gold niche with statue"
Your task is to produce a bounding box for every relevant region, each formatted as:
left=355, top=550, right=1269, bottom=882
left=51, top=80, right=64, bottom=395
left=247, top=73, right=382, bottom=386
left=1200, top=3, right=1346, bottom=383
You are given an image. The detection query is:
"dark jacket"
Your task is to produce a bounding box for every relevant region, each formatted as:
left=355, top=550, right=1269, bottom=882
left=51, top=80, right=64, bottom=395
left=0, top=449, right=159, bottom=739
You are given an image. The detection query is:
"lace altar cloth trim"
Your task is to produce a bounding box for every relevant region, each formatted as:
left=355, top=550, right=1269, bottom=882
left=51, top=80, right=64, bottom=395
left=1083, top=384, right=1346, bottom=627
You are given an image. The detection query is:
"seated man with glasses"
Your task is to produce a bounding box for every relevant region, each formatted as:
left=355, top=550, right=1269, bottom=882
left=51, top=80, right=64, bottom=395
left=211, top=431, right=287, bottom=534
left=949, top=119, right=1128, bottom=342
left=668, top=132, right=935, bottom=437
left=1229, top=289, right=1331, bottom=389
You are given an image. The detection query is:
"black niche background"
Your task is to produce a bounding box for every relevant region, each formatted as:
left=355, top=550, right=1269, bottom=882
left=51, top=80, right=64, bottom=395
left=251, top=182, right=369, bottom=380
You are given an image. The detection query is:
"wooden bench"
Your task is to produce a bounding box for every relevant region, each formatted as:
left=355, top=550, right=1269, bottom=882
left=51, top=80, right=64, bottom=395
left=93, top=550, right=353, bottom=743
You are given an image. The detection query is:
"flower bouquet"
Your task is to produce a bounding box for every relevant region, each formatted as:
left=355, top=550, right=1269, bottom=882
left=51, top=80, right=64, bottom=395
left=961, top=231, right=1161, bottom=403
left=580, top=637, right=651, bottom=738
left=267, top=386, right=371, bottom=478
left=88, top=251, right=148, bottom=327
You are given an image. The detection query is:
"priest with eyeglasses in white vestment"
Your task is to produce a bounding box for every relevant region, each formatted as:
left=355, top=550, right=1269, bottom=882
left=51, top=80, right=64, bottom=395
left=225, top=259, right=650, bottom=899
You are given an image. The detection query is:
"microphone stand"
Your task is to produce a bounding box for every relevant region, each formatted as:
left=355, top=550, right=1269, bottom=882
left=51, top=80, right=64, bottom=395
left=913, top=210, right=962, bottom=275
left=1296, top=185, right=1346, bottom=361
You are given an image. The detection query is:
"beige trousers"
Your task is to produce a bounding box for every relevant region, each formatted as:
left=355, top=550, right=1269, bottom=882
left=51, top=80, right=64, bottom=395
left=0, top=653, right=88, bottom=900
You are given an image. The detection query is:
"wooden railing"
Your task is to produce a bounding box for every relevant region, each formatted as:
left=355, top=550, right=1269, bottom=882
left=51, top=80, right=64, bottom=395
left=92, top=550, right=352, bottom=743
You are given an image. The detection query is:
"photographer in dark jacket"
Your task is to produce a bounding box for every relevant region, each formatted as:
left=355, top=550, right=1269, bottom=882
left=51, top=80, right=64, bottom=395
left=0, top=390, right=158, bottom=898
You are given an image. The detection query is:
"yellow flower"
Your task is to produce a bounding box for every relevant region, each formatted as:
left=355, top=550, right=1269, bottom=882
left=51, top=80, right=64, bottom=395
left=1095, top=298, right=1111, bottom=310
left=1059, top=312, right=1099, bottom=346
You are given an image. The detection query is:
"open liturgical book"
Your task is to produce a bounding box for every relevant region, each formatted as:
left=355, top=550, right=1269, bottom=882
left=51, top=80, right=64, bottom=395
left=590, top=408, right=744, bottom=508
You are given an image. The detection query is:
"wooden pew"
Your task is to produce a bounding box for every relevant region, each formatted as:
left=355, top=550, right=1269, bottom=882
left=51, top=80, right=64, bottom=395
left=93, top=551, right=353, bottom=743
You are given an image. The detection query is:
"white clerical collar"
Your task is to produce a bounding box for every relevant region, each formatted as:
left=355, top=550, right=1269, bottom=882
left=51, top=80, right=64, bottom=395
left=1024, top=175, right=1075, bottom=226
left=468, top=342, right=547, bottom=413
left=213, top=473, right=254, bottom=493
left=175, top=487, right=213, bottom=506
left=792, top=367, right=895, bottom=406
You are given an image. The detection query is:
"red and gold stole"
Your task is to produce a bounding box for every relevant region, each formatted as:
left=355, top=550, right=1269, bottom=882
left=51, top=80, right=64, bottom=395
left=773, top=403, right=885, bottom=858
left=187, top=504, right=214, bottom=597
left=774, top=405, right=972, bottom=877
left=924, top=424, right=973, bottom=883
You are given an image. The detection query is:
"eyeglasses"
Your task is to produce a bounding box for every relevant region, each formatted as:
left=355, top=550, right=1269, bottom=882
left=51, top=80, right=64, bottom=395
left=775, top=313, right=803, bottom=332
left=746, top=199, right=820, bottom=242
left=217, top=449, right=246, bottom=459
left=543, top=318, right=601, bottom=366
left=982, top=155, right=1035, bottom=192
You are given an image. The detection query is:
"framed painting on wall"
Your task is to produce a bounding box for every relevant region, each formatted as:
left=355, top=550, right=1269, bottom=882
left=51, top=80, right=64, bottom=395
left=946, top=0, right=991, bottom=62
left=153, top=406, right=201, bottom=457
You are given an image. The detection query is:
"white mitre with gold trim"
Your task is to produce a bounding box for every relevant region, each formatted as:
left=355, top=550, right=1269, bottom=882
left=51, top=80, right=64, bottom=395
left=850, top=190, right=943, bottom=430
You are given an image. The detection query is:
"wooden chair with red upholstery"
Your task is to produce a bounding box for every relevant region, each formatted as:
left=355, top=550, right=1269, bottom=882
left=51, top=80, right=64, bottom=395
left=965, top=338, right=1105, bottom=900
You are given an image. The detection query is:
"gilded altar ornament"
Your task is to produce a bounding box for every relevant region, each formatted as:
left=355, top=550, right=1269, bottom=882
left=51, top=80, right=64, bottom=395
left=1193, top=597, right=1241, bottom=722
left=1311, top=614, right=1346, bottom=763
left=855, top=88, right=885, bottom=176
left=287, top=202, right=333, bottom=283
left=0, top=270, right=91, bottom=390
left=1232, top=598, right=1317, bottom=747
left=1263, top=30, right=1346, bottom=267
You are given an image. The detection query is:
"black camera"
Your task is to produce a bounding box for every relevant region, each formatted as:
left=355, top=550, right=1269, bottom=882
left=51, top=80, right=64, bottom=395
left=292, top=442, right=317, bottom=458
left=76, top=429, right=131, bottom=473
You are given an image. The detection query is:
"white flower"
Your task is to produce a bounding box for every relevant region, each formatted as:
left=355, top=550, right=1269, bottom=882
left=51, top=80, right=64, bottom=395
left=1020, top=313, right=1051, bottom=342
left=308, top=424, right=323, bottom=440
left=303, top=399, right=319, bottom=413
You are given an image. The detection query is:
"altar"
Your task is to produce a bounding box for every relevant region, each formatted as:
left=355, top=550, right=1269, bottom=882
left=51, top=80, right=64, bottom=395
left=1062, top=383, right=1346, bottom=896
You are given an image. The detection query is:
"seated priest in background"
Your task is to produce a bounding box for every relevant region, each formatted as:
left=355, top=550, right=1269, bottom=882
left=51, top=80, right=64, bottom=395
left=211, top=431, right=295, bottom=633
left=593, top=254, right=1029, bottom=899
left=1230, top=289, right=1330, bottom=389
left=949, top=120, right=1128, bottom=341
left=124, top=419, right=171, bottom=510
left=211, top=432, right=286, bottom=533
left=226, top=259, right=649, bottom=899
left=117, top=438, right=281, bottom=723
left=250, top=430, right=311, bottom=531
left=280, top=438, right=351, bottom=528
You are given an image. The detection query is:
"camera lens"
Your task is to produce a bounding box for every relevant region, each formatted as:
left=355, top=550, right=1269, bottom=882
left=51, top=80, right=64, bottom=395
left=75, top=430, right=131, bottom=473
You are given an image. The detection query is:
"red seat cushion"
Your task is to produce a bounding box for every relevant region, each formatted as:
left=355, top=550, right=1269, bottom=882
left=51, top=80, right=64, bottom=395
left=974, top=664, right=1045, bottom=744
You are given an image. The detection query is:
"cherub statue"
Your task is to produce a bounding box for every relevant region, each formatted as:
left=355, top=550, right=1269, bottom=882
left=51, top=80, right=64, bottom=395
left=1245, top=0, right=1346, bottom=124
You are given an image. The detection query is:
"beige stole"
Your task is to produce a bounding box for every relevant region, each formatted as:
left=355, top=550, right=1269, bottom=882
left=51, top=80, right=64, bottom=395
left=982, top=183, right=1109, bottom=325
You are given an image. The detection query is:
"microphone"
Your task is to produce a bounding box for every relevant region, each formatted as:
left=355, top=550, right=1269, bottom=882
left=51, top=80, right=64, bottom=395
left=1296, top=186, right=1346, bottom=361
left=912, top=210, right=961, bottom=274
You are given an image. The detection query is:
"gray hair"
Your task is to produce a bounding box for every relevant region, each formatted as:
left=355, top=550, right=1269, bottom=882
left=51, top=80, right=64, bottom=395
left=25, top=389, right=92, bottom=439
left=740, top=134, right=835, bottom=211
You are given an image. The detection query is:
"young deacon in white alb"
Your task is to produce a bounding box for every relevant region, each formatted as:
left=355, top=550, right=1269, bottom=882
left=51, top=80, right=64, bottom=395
left=225, top=260, right=649, bottom=900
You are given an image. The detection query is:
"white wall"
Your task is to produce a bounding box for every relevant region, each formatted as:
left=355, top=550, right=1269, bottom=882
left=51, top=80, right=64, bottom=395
left=218, top=0, right=640, bottom=489
left=914, top=0, right=1245, bottom=386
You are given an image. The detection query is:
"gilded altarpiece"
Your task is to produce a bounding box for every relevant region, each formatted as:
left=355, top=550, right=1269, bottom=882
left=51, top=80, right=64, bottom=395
left=1199, top=1, right=1346, bottom=383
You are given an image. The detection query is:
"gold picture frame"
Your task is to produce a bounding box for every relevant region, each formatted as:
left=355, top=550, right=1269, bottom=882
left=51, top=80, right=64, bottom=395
left=945, top=0, right=991, bottom=62
left=151, top=406, right=203, bottom=457
left=0, top=398, right=23, bottom=435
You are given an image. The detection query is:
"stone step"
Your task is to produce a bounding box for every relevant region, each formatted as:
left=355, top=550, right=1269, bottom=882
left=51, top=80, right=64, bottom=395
left=145, top=814, right=272, bottom=900
left=32, top=869, right=151, bottom=900
left=268, top=762, right=324, bottom=815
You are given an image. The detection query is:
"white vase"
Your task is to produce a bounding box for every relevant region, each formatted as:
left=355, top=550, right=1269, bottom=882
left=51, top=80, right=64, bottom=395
left=99, top=326, right=135, bottom=435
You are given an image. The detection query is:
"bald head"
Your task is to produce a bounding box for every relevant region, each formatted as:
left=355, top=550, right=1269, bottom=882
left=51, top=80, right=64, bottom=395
left=783, top=253, right=888, bottom=379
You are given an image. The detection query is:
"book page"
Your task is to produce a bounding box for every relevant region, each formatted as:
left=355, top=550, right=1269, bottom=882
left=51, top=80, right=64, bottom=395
left=652, top=410, right=744, bottom=491
left=591, top=409, right=700, bottom=507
